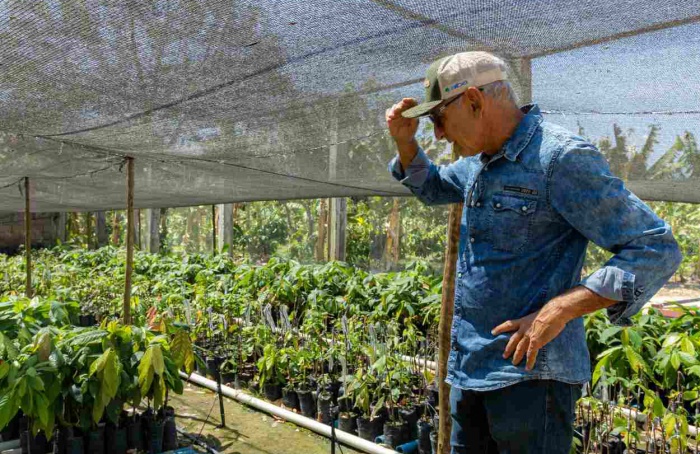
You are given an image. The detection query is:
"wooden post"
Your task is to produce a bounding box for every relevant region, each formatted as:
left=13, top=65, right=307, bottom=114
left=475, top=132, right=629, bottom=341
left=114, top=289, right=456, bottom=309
left=134, top=209, right=141, bottom=249
left=124, top=157, right=134, bottom=325
left=506, top=57, right=533, bottom=105
left=315, top=199, right=328, bottom=261
left=327, top=102, right=347, bottom=261
left=212, top=205, right=217, bottom=253
left=85, top=212, right=92, bottom=249
left=145, top=209, right=161, bottom=253
left=96, top=211, right=108, bottom=248
left=24, top=177, right=32, bottom=298
left=329, top=198, right=347, bottom=261
left=438, top=147, right=463, bottom=454
left=56, top=212, right=67, bottom=243
left=217, top=204, right=233, bottom=256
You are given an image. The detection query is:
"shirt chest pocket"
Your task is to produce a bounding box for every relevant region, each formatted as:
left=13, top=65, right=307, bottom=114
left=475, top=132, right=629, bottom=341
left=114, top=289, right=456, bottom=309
left=488, top=193, right=537, bottom=253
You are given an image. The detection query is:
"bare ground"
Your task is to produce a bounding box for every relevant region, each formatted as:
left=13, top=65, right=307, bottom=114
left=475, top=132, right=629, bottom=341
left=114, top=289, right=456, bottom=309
left=172, top=384, right=363, bottom=454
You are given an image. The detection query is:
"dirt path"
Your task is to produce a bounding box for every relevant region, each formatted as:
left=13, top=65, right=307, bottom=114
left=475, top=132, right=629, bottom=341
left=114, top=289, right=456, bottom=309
left=172, top=384, right=364, bottom=454
left=647, top=281, right=700, bottom=309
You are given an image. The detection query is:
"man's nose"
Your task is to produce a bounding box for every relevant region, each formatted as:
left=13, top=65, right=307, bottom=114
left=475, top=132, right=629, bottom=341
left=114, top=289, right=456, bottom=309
left=434, top=123, right=446, bottom=141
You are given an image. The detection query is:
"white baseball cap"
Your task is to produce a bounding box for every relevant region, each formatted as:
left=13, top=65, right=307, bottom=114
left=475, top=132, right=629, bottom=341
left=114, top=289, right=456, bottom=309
left=402, top=51, right=509, bottom=118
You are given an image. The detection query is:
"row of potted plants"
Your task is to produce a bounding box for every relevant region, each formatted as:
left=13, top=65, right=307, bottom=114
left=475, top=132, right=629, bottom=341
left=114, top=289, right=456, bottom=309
left=0, top=295, right=194, bottom=454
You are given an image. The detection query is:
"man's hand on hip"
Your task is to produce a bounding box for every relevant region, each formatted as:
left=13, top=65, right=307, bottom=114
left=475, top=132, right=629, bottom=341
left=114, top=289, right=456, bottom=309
left=491, top=303, right=568, bottom=371
left=491, top=286, right=618, bottom=371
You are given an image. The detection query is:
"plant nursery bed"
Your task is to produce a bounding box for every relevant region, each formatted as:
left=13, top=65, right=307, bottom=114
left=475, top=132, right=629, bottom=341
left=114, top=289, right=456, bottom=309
left=172, top=384, right=364, bottom=454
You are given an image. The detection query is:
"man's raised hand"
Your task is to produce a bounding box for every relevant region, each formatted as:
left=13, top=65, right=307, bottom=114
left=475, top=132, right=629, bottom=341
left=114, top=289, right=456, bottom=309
left=386, top=98, right=419, bottom=145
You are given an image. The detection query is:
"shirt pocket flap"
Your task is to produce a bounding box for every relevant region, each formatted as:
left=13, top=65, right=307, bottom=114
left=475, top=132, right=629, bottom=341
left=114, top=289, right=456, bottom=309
left=492, top=193, right=537, bottom=215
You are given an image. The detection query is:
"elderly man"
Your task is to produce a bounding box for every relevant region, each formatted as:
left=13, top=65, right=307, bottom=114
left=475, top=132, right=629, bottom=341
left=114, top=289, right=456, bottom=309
left=386, top=52, right=682, bottom=453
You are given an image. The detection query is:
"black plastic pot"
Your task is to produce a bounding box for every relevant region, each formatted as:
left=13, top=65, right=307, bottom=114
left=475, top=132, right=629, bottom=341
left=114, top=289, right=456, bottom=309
left=126, top=416, right=144, bottom=451
left=263, top=383, right=282, bottom=401
left=317, top=391, right=333, bottom=425
left=1, top=413, right=20, bottom=442
left=25, top=430, right=49, bottom=454
left=399, top=405, right=419, bottom=438
left=338, top=413, right=357, bottom=435
left=222, top=372, right=237, bottom=384
left=296, top=389, right=316, bottom=418
left=105, top=424, right=127, bottom=454
left=426, top=383, right=439, bottom=408
left=282, top=388, right=300, bottom=411
left=206, top=357, right=219, bottom=378
left=53, top=426, right=72, bottom=454
left=337, top=396, right=352, bottom=413
left=20, top=429, right=27, bottom=454
left=145, top=419, right=164, bottom=454
left=85, top=425, right=105, bottom=454
left=430, top=430, right=437, bottom=454
left=383, top=420, right=410, bottom=448
left=319, top=380, right=341, bottom=402
left=238, top=371, right=253, bottom=387
left=356, top=416, right=383, bottom=442
left=417, top=421, right=432, bottom=454
left=162, top=416, right=178, bottom=452
left=79, top=314, right=96, bottom=327
left=66, top=435, right=84, bottom=454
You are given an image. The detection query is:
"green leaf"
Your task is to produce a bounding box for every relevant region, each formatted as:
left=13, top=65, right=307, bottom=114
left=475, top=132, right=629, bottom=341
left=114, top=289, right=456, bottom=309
left=599, top=326, right=622, bottom=343
left=670, top=352, right=681, bottom=370
left=653, top=395, right=665, bottom=418
left=0, top=362, right=10, bottom=380
left=680, top=337, right=696, bottom=355
left=89, top=348, right=112, bottom=377
left=138, top=347, right=154, bottom=396
left=151, top=345, right=165, bottom=376
left=100, top=350, right=120, bottom=402
left=683, top=391, right=698, bottom=401
left=0, top=391, right=18, bottom=431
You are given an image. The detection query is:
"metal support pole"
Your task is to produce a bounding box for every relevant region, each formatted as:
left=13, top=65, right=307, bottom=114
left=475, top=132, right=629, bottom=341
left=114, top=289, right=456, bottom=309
left=24, top=177, right=32, bottom=298
left=215, top=357, right=226, bottom=428
left=124, top=157, right=134, bottom=325
left=437, top=147, right=463, bottom=454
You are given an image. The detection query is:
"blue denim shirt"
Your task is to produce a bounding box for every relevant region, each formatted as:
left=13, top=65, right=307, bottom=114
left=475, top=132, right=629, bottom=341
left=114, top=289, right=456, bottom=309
left=389, top=104, right=682, bottom=391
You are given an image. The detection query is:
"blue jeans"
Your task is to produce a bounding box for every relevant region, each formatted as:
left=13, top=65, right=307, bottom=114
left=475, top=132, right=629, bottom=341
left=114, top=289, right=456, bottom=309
left=450, top=380, right=581, bottom=454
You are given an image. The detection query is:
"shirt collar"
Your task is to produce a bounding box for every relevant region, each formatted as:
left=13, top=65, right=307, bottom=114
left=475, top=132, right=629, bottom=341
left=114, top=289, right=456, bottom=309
left=480, top=103, right=543, bottom=164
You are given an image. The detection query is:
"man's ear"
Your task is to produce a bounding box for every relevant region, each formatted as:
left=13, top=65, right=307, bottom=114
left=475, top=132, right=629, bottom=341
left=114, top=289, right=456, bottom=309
left=465, top=87, right=484, bottom=116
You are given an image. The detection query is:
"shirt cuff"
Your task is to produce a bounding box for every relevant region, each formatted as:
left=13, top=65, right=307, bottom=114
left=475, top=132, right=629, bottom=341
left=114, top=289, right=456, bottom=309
left=387, top=148, right=432, bottom=189
left=580, top=267, right=643, bottom=326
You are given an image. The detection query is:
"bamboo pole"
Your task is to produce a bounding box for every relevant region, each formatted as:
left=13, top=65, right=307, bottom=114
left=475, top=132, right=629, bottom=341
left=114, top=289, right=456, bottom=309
left=124, top=157, right=134, bottom=325
left=24, top=177, right=32, bottom=298
left=438, top=147, right=463, bottom=454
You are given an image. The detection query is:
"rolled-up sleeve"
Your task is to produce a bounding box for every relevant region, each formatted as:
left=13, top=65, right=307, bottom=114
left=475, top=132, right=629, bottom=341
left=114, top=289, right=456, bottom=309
left=549, top=142, right=682, bottom=325
left=388, top=147, right=467, bottom=205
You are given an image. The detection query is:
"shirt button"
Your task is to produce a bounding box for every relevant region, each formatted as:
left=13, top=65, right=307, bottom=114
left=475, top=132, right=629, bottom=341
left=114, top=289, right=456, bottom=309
left=495, top=203, right=502, bottom=208
left=521, top=206, right=528, bottom=212
left=470, top=237, right=475, bottom=243
left=476, top=202, right=481, bottom=207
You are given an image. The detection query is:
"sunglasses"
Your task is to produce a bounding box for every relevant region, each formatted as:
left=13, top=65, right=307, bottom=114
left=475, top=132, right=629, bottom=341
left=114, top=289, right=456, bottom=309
left=428, top=88, right=483, bottom=127
left=427, top=94, right=462, bottom=128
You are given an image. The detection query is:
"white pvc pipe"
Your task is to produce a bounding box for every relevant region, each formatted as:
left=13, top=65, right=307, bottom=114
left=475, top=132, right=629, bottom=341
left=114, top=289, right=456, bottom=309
left=181, top=372, right=398, bottom=454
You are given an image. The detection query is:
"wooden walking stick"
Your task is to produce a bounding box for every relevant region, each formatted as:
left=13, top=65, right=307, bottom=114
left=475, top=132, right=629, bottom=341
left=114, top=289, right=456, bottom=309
left=437, top=145, right=464, bottom=454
